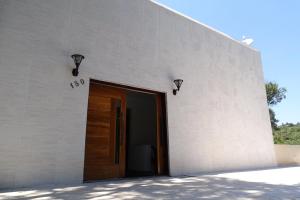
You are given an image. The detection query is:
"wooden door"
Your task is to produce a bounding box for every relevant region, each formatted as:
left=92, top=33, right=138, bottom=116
left=84, top=83, right=126, bottom=181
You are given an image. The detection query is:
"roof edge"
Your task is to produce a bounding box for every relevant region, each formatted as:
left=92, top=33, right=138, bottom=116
left=149, top=0, right=259, bottom=52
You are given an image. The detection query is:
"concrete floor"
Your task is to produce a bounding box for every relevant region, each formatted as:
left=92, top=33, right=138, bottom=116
left=1, top=167, right=300, bottom=200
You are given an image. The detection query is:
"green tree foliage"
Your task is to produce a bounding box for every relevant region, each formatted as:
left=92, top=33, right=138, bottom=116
left=265, top=82, right=287, bottom=130
left=273, top=123, right=300, bottom=144
left=264, top=82, right=300, bottom=144
left=269, top=108, right=279, bottom=131
left=266, top=82, right=287, bottom=106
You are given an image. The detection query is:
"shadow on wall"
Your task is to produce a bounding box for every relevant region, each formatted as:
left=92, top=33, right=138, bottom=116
left=1, top=176, right=300, bottom=199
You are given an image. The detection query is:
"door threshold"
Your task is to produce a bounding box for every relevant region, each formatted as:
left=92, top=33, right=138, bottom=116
left=83, top=175, right=170, bottom=184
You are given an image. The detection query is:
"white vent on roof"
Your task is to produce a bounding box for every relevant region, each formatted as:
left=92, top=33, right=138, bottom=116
left=241, top=36, right=254, bottom=46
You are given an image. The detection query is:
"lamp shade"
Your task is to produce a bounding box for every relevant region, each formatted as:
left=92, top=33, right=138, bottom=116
left=174, top=79, right=183, bottom=90
left=71, top=54, right=85, bottom=67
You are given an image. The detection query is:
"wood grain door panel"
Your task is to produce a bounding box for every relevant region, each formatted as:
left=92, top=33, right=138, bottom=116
left=84, top=83, right=126, bottom=181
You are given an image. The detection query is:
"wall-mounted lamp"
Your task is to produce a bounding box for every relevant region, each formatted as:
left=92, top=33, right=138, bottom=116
left=173, top=79, right=183, bottom=95
left=71, top=54, right=85, bottom=76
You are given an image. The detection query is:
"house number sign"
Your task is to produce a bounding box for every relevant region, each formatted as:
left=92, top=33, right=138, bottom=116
left=70, top=79, right=85, bottom=88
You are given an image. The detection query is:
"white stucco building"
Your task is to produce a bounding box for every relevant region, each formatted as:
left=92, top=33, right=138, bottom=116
left=0, top=0, right=276, bottom=189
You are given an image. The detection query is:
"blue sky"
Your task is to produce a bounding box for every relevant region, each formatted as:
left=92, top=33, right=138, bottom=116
left=157, top=0, right=300, bottom=124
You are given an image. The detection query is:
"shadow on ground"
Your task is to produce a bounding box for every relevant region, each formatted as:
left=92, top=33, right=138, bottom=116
left=1, top=175, right=300, bottom=200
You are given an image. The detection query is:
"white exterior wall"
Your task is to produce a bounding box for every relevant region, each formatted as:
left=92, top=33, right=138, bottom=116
left=275, top=145, right=300, bottom=166
left=0, top=0, right=276, bottom=188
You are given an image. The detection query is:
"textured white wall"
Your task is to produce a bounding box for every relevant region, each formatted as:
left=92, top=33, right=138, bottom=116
left=0, top=0, right=276, bottom=188
left=275, top=145, right=300, bottom=166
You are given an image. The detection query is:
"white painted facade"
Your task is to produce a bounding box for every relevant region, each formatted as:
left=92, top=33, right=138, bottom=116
left=0, top=0, right=276, bottom=188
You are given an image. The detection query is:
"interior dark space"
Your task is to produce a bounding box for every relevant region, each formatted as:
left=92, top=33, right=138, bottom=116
left=125, top=91, right=157, bottom=177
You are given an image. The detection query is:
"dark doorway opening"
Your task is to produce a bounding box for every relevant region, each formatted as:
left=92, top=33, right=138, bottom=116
left=126, top=91, right=157, bottom=177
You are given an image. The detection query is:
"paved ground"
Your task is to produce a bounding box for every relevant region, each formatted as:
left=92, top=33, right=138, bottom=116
left=1, top=167, right=300, bottom=200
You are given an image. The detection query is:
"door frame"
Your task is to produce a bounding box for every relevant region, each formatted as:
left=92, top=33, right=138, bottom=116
left=83, top=79, right=170, bottom=182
